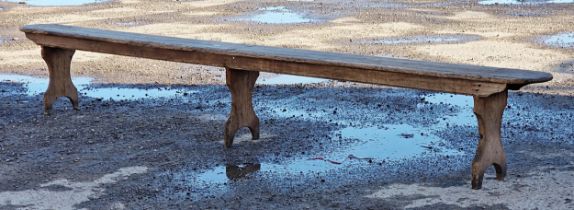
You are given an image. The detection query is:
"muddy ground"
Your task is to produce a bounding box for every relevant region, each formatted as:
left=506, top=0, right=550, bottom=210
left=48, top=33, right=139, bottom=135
left=0, top=0, right=574, bottom=209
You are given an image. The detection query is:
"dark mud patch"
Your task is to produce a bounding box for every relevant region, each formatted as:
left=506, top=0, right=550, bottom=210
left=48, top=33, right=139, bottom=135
left=360, top=34, right=482, bottom=45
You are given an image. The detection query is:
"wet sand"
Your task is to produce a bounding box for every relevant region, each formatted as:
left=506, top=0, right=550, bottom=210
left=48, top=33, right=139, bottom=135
left=0, top=0, right=573, bottom=209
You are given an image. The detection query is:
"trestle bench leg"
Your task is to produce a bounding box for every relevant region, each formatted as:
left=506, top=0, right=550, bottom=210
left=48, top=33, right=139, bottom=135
left=41, top=46, right=79, bottom=115
left=471, top=90, right=508, bottom=189
left=224, top=68, right=260, bottom=148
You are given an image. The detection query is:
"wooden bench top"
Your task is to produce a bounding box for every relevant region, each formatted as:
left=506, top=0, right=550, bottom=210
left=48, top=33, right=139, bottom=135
left=21, top=24, right=552, bottom=96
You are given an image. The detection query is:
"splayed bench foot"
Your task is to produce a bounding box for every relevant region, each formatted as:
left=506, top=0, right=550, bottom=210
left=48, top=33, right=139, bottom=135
left=41, top=47, right=79, bottom=115
left=224, top=68, right=260, bottom=148
left=471, top=90, right=508, bottom=189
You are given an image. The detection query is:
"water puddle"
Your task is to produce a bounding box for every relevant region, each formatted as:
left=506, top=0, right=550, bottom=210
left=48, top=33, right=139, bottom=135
left=0, top=74, right=197, bottom=101
left=424, top=93, right=473, bottom=108
left=541, top=32, right=574, bottom=49
left=192, top=123, right=462, bottom=188
left=194, top=93, right=473, bottom=188
left=242, top=6, right=313, bottom=24
left=480, top=0, right=574, bottom=5
left=363, top=34, right=481, bottom=45
left=339, top=124, right=462, bottom=160
left=422, top=93, right=476, bottom=127
left=0, top=35, right=16, bottom=45
left=168, top=92, right=477, bottom=197
left=258, top=74, right=329, bottom=85
left=3, top=0, right=107, bottom=6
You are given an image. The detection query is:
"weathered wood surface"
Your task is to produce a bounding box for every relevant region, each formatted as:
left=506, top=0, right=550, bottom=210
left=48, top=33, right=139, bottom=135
left=21, top=24, right=552, bottom=97
left=472, top=90, right=508, bottom=189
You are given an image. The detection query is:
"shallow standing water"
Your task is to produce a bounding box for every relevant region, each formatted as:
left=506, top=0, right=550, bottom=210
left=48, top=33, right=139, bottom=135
left=183, top=92, right=475, bottom=195
left=243, top=6, right=313, bottom=24
left=258, top=74, right=329, bottom=85
left=0, top=74, right=196, bottom=101
left=542, top=32, right=574, bottom=49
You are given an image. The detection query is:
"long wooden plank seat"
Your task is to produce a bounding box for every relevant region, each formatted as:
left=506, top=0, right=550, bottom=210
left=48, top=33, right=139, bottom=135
left=21, top=24, right=553, bottom=189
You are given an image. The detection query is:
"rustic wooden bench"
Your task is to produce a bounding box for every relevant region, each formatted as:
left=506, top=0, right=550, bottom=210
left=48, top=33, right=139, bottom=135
left=21, top=24, right=553, bottom=189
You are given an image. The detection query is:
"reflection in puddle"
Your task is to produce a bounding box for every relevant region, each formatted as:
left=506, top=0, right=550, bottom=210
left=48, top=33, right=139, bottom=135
left=3, top=0, right=107, bottom=6
left=0, top=74, right=197, bottom=101
left=480, top=0, right=574, bottom=5
left=542, top=32, right=574, bottom=49
left=226, top=164, right=262, bottom=180
left=258, top=75, right=329, bottom=85
left=193, top=163, right=263, bottom=187
left=364, top=34, right=481, bottom=45
left=243, top=6, right=313, bottom=24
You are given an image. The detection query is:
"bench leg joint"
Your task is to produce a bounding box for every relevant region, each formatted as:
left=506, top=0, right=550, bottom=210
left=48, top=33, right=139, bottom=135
left=471, top=90, right=508, bottom=189
left=224, top=68, right=260, bottom=148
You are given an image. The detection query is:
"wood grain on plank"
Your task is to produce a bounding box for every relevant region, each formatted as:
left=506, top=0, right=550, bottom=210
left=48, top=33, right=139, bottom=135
left=25, top=32, right=508, bottom=96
